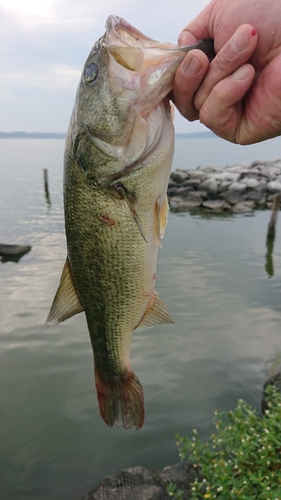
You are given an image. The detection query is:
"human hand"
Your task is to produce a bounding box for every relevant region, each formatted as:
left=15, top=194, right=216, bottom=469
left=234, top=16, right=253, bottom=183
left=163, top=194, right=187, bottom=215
left=173, top=0, right=281, bottom=144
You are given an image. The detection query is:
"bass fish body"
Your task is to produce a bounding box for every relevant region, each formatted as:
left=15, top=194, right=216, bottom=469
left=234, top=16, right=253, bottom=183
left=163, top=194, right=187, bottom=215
left=46, top=16, right=213, bottom=429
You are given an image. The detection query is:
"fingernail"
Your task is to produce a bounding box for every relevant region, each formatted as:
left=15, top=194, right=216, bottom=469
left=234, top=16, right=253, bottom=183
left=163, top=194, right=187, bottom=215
left=232, top=30, right=250, bottom=51
left=183, top=54, right=202, bottom=75
left=178, top=30, right=199, bottom=47
left=233, top=65, right=251, bottom=80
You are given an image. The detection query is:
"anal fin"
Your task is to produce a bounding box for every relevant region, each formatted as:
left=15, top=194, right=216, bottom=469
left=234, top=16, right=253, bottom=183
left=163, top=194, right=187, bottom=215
left=46, top=257, right=83, bottom=326
left=137, top=292, right=174, bottom=329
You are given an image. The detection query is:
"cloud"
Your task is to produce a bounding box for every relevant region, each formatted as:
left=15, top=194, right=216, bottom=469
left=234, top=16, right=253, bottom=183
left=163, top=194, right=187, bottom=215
left=0, top=0, right=211, bottom=132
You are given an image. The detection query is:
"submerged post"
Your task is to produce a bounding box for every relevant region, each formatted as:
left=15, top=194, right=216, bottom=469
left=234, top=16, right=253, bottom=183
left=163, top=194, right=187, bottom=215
left=43, top=168, right=51, bottom=206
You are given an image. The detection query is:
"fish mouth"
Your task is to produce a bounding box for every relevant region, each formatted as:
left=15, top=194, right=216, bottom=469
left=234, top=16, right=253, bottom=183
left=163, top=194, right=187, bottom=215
left=103, top=15, right=214, bottom=73
left=104, top=15, right=179, bottom=50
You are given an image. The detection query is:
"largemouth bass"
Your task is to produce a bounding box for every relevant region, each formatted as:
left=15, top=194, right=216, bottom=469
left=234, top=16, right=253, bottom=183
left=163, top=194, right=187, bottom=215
left=46, top=16, right=213, bottom=430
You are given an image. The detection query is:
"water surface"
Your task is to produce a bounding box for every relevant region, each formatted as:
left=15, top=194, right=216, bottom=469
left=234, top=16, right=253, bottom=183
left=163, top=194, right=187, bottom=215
left=1, top=138, right=281, bottom=500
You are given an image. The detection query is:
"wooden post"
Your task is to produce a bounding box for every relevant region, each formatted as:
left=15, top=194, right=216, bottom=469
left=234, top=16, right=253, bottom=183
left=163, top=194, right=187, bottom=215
left=43, top=168, right=51, bottom=206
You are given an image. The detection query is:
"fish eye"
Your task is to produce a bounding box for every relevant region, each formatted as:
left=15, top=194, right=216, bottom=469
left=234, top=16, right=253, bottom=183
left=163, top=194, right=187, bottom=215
left=84, top=63, right=98, bottom=84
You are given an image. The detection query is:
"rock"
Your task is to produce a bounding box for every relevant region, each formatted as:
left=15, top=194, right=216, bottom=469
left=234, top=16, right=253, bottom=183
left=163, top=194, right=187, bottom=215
left=173, top=187, right=194, bottom=197
left=0, top=244, right=32, bottom=263
left=176, top=193, right=203, bottom=208
left=239, top=177, right=261, bottom=189
left=183, top=179, right=202, bottom=188
left=267, top=181, right=281, bottom=193
left=221, top=191, right=246, bottom=205
left=232, top=201, right=255, bottom=212
left=228, top=181, right=247, bottom=192
left=81, top=466, right=164, bottom=500
left=81, top=463, right=199, bottom=500
left=199, top=178, right=218, bottom=196
left=246, top=188, right=266, bottom=205
left=0, top=244, right=32, bottom=256
left=213, top=172, right=241, bottom=183
left=186, top=170, right=207, bottom=180
left=170, top=171, right=188, bottom=184
left=261, top=372, right=281, bottom=413
left=203, top=199, right=226, bottom=210
left=167, top=186, right=180, bottom=196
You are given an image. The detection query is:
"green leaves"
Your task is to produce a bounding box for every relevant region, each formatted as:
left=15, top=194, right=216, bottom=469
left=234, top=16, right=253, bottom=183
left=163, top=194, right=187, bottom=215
left=174, top=385, right=281, bottom=499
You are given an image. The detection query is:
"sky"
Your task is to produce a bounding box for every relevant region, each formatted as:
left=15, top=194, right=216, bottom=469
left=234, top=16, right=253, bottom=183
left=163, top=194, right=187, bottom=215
left=0, top=0, right=211, bottom=134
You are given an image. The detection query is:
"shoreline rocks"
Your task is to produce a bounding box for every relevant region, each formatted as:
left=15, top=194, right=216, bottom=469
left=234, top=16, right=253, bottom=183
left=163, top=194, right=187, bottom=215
left=81, top=463, right=198, bottom=500
left=168, top=159, right=281, bottom=213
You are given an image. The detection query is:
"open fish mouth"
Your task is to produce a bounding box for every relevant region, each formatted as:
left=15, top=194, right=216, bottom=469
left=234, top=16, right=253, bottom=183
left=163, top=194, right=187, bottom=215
left=104, top=15, right=180, bottom=50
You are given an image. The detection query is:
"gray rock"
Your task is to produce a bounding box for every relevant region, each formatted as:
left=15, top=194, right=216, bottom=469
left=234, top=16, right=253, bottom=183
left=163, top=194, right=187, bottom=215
left=183, top=179, right=202, bottom=187
left=81, top=466, right=164, bottom=500
left=0, top=244, right=32, bottom=256
left=187, top=170, right=207, bottom=180
left=232, top=201, right=255, bottom=212
left=199, top=178, right=218, bottom=195
left=221, top=191, right=246, bottom=205
left=203, top=199, right=226, bottom=210
left=82, top=463, right=199, bottom=500
left=170, top=171, right=188, bottom=184
left=173, top=187, right=194, bottom=197
left=167, top=186, right=179, bottom=196
left=213, top=172, right=241, bottom=183
left=176, top=194, right=203, bottom=208
left=246, top=188, right=266, bottom=205
left=267, top=181, right=281, bottom=193
left=240, top=177, right=261, bottom=189
left=228, top=181, right=247, bottom=192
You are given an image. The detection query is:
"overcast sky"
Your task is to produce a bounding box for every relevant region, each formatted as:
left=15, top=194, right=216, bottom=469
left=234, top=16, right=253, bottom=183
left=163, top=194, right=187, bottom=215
left=0, top=0, right=211, bottom=134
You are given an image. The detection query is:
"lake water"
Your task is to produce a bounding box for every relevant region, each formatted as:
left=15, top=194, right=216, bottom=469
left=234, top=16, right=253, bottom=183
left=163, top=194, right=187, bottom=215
left=1, top=136, right=281, bottom=500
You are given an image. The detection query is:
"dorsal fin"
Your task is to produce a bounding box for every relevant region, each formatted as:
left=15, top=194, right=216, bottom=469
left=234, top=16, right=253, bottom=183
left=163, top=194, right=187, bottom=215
left=136, top=292, right=174, bottom=329
left=46, top=257, right=83, bottom=326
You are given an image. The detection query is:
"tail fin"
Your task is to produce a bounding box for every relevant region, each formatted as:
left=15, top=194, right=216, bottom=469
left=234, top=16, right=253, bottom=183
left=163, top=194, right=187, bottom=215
left=95, top=367, right=144, bottom=430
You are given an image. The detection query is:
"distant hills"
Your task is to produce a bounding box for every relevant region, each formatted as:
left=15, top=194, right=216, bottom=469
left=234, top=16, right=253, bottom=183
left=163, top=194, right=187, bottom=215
left=0, top=131, right=215, bottom=140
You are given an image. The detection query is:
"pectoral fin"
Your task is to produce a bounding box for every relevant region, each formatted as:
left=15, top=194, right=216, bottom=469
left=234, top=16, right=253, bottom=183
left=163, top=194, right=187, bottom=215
left=136, top=292, right=174, bottom=329
left=46, top=257, right=83, bottom=326
left=156, top=194, right=169, bottom=246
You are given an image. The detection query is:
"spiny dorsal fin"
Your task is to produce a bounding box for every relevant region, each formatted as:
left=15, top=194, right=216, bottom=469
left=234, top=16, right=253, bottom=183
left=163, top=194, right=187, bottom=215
left=136, top=292, right=174, bottom=329
left=156, top=194, right=169, bottom=246
left=46, top=257, right=83, bottom=326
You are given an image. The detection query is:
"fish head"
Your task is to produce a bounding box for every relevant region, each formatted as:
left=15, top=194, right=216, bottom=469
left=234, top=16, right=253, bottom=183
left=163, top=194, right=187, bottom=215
left=70, top=16, right=213, bottom=180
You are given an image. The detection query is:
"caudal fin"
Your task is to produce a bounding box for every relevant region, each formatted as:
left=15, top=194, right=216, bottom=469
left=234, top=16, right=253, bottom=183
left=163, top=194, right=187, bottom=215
left=95, top=367, right=144, bottom=430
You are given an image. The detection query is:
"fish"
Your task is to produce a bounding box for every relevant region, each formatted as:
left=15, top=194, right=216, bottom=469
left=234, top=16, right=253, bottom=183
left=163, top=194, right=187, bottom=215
left=46, top=15, right=214, bottom=430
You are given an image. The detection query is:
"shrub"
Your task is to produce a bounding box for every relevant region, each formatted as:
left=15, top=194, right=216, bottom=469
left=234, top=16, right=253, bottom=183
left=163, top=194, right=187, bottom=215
left=171, top=385, right=281, bottom=499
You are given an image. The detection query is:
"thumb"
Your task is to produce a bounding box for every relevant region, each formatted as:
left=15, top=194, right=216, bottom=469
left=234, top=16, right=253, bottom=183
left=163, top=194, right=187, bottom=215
left=178, top=4, right=213, bottom=47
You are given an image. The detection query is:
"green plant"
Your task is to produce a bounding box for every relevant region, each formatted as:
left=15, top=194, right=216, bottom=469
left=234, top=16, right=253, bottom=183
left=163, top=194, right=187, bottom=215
left=166, top=482, right=184, bottom=498
left=175, top=385, right=281, bottom=500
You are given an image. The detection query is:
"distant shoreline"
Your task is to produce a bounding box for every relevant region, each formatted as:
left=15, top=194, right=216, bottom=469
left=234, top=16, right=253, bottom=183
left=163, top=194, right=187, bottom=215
left=0, top=132, right=66, bottom=139
left=0, top=131, right=216, bottom=140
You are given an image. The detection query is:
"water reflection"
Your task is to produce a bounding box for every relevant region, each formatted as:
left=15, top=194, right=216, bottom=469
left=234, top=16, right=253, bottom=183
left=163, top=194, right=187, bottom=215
left=265, top=237, right=275, bottom=278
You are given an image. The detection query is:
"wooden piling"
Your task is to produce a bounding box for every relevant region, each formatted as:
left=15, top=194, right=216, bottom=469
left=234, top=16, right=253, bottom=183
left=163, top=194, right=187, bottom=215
left=43, top=168, right=51, bottom=205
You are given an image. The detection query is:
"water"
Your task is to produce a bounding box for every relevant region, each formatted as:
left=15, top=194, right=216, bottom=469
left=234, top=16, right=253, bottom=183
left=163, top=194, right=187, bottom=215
left=1, top=137, right=281, bottom=500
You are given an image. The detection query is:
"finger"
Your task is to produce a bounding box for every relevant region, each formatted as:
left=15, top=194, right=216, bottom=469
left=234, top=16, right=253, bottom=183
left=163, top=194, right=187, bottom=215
left=172, top=49, right=209, bottom=121
left=178, top=3, right=214, bottom=46
left=194, top=25, right=257, bottom=111
left=199, top=64, right=256, bottom=143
